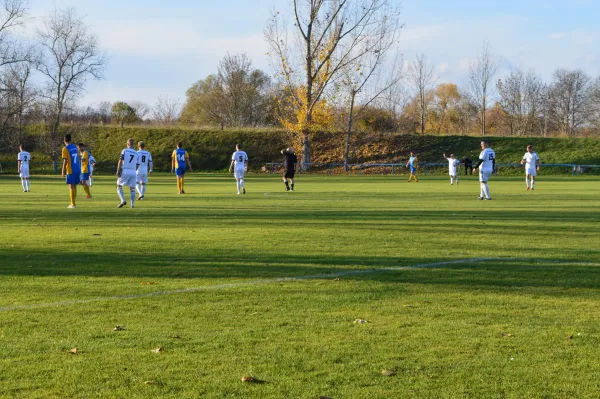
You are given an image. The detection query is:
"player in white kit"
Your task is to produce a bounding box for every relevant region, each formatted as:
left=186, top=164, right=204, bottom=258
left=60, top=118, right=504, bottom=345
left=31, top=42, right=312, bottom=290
left=17, top=145, right=31, bottom=192
left=116, top=138, right=140, bottom=208
left=520, top=144, right=540, bottom=191
left=229, top=144, right=248, bottom=194
left=443, top=153, right=461, bottom=185
left=136, top=141, right=153, bottom=200
left=473, top=141, right=495, bottom=200
left=88, top=153, right=96, bottom=186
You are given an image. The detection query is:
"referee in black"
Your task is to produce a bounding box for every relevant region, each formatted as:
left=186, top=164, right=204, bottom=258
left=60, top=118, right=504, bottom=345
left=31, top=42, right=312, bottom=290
left=281, top=147, right=298, bottom=191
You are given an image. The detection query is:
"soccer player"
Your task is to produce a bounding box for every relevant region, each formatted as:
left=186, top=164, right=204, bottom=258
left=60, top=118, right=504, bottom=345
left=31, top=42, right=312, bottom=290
left=116, top=138, right=140, bottom=208
left=17, top=144, right=31, bottom=192
left=281, top=147, right=297, bottom=191
left=461, top=156, right=473, bottom=175
left=88, top=153, right=97, bottom=186
left=473, top=140, right=495, bottom=200
left=61, top=134, right=81, bottom=208
left=229, top=144, right=248, bottom=194
left=406, top=152, right=419, bottom=182
left=78, top=143, right=92, bottom=199
left=171, top=142, right=192, bottom=194
left=136, top=141, right=153, bottom=200
left=521, top=144, right=540, bottom=191
left=443, top=153, right=461, bottom=185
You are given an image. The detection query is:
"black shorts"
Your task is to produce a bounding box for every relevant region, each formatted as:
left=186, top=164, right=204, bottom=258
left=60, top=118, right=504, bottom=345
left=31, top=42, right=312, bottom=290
left=284, top=170, right=295, bottom=179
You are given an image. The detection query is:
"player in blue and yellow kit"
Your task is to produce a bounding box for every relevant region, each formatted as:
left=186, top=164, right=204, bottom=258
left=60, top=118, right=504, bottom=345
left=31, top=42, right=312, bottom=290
left=171, top=142, right=193, bottom=194
left=78, top=143, right=92, bottom=199
left=61, top=134, right=81, bottom=208
left=406, top=152, right=419, bottom=182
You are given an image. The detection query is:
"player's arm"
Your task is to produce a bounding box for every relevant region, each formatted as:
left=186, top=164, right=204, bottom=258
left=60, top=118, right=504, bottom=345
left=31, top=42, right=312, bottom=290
left=229, top=155, right=235, bottom=172
left=473, top=158, right=483, bottom=170
left=186, top=153, right=193, bottom=172
left=17, top=159, right=21, bottom=174
left=116, top=152, right=124, bottom=176
left=244, top=160, right=248, bottom=172
left=61, top=147, right=68, bottom=177
left=149, top=156, right=153, bottom=176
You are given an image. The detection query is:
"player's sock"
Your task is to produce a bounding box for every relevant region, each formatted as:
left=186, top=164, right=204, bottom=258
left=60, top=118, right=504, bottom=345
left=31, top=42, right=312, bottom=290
left=456, top=176, right=459, bottom=185
left=89, top=177, right=92, bottom=187
left=291, top=183, right=294, bottom=190
left=177, top=179, right=181, bottom=192
left=117, top=187, right=125, bottom=203
left=531, top=179, right=535, bottom=189
left=236, top=179, right=241, bottom=193
left=181, top=178, right=185, bottom=192
left=141, top=184, right=146, bottom=197
left=285, top=180, right=289, bottom=189
left=21, top=179, right=26, bottom=191
left=130, top=189, right=135, bottom=206
left=480, top=184, right=485, bottom=198
left=26, top=180, right=30, bottom=191
left=136, top=184, right=141, bottom=196
left=484, top=184, right=491, bottom=199
left=450, top=177, right=454, bottom=185
left=240, top=179, right=244, bottom=188
left=526, top=176, right=530, bottom=188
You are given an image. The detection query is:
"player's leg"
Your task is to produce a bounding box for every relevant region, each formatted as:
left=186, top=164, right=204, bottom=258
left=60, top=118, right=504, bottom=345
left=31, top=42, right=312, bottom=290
left=25, top=177, right=30, bottom=191
left=290, top=177, right=294, bottom=191
left=136, top=180, right=142, bottom=196
left=236, top=178, right=241, bottom=194
left=141, top=182, right=146, bottom=198
left=21, top=177, right=27, bottom=191
left=450, top=174, right=454, bottom=185
left=82, top=181, right=91, bottom=198
left=117, top=174, right=126, bottom=207
left=129, top=181, right=136, bottom=208
left=69, top=182, right=77, bottom=208
left=531, top=174, right=536, bottom=190
left=284, top=174, right=290, bottom=190
left=455, top=174, right=459, bottom=185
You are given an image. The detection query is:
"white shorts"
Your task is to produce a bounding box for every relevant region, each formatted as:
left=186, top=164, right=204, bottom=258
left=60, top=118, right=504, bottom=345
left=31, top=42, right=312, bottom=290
left=137, top=173, right=148, bottom=184
left=89, top=165, right=94, bottom=175
left=20, top=166, right=29, bottom=178
left=479, top=170, right=491, bottom=182
left=117, top=170, right=137, bottom=187
left=525, top=168, right=537, bottom=177
left=449, top=169, right=457, bottom=176
left=234, top=168, right=245, bottom=179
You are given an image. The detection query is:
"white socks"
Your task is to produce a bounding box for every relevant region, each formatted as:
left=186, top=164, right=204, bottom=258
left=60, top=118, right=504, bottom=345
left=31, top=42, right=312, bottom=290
left=483, top=183, right=491, bottom=199
left=450, top=177, right=454, bottom=185
left=240, top=179, right=244, bottom=188
left=531, top=179, right=535, bottom=189
left=136, top=184, right=142, bottom=195
left=130, top=189, right=135, bottom=206
left=117, top=187, right=125, bottom=202
left=21, top=179, right=27, bottom=191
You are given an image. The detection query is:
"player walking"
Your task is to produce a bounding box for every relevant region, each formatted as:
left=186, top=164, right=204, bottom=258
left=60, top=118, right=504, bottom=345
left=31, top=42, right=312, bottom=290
left=406, top=152, right=419, bottom=182
left=116, top=138, right=140, bottom=208
left=17, top=144, right=31, bottom=192
left=229, top=144, right=248, bottom=194
left=136, top=141, right=153, bottom=200
left=461, top=156, right=473, bottom=175
left=473, top=141, right=495, bottom=200
left=78, top=143, right=93, bottom=199
left=171, top=142, right=192, bottom=194
left=443, top=153, right=460, bottom=185
left=521, top=144, right=540, bottom=191
left=61, top=134, right=81, bottom=208
left=88, top=153, right=96, bottom=186
left=281, top=147, right=297, bottom=191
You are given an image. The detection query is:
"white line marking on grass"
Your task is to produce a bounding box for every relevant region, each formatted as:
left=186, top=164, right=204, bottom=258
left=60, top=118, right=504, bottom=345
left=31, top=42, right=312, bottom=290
left=0, top=257, right=598, bottom=313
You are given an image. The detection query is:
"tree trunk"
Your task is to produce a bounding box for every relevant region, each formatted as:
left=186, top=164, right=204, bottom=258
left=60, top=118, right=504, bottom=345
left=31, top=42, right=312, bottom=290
left=302, top=129, right=310, bottom=169
left=344, top=93, right=356, bottom=172
left=120, top=120, right=124, bottom=128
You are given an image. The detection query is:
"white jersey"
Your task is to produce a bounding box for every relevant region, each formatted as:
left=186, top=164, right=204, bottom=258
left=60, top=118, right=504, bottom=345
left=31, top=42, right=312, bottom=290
left=120, top=148, right=139, bottom=172
left=523, top=152, right=540, bottom=169
left=88, top=155, right=96, bottom=173
left=232, top=150, right=248, bottom=169
left=137, top=150, right=153, bottom=174
left=479, top=148, right=496, bottom=172
left=447, top=158, right=460, bottom=175
left=18, top=151, right=31, bottom=166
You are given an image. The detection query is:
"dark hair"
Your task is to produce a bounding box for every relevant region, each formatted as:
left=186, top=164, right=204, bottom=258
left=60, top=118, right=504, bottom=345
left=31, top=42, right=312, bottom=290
left=177, top=142, right=183, bottom=148
left=19, top=144, right=25, bottom=150
left=78, top=143, right=85, bottom=147
left=64, top=134, right=72, bottom=143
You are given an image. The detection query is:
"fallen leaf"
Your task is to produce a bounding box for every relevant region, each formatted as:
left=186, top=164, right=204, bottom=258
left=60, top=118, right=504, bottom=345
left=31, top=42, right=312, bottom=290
left=381, top=370, right=397, bottom=376
left=69, top=347, right=78, bottom=354
left=353, top=319, right=368, bottom=324
left=333, top=278, right=340, bottom=281
left=151, top=347, right=164, bottom=353
left=144, top=380, right=157, bottom=385
left=140, top=282, right=157, bottom=285
left=249, top=312, right=259, bottom=316
left=241, top=376, right=263, bottom=383
left=502, top=333, right=513, bottom=338
left=403, top=304, right=415, bottom=308
left=92, top=234, right=102, bottom=236
left=169, top=335, right=180, bottom=339
left=113, top=325, right=125, bottom=331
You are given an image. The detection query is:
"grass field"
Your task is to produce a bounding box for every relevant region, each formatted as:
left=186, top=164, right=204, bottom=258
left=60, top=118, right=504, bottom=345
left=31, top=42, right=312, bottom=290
left=1, top=173, right=599, bottom=398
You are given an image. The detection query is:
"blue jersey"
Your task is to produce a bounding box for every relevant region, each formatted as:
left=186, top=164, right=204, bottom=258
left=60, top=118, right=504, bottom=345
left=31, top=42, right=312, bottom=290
left=172, top=148, right=188, bottom=170
left=409, top=156, right=417, bottom=168
left=64, top=144, right=81, bottom=175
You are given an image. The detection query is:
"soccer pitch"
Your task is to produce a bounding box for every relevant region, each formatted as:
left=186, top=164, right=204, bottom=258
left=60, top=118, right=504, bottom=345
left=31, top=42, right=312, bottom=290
left=1, top=174, right=599, bottom=398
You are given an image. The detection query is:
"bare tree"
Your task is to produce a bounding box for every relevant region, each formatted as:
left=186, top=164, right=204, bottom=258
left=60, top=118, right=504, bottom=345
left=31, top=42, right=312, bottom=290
left=153, top=95, right=181, bottom=125
left=590, top=77, right=600, bottom=131
left=468, top=42, right=498, bottom=136
left=129, top=100, right=151, bottom=121
left=266, top=0, right=399, bottom=166
left=0, top=0, right=29, bottom=69
left=407, top=54, right=435, bottom=135
left=1, top=61, right=37, bottom=143
left=37, top=8, right=106, bottom=161
left=547, top=69, right=592, bottom=137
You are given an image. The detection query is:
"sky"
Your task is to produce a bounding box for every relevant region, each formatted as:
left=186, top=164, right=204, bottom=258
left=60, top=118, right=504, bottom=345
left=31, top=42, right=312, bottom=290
left=24, top=0, right=600, bottom=108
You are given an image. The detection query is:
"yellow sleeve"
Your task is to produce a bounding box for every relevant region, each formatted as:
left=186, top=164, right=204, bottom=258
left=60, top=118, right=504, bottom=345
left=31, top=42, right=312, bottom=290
left=172, top=150, right=176, bottom=159
left=185, top=151, right=189, bottom=160
left=62, top=147, right=69, bottom=159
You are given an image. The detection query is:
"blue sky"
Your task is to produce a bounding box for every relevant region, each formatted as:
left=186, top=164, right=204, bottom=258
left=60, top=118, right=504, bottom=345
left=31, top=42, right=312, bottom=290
left=26, top=0, right=600, bottom=107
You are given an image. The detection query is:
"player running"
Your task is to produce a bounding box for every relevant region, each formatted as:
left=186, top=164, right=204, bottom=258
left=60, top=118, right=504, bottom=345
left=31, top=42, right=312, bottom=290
left=406, top=152, right=419, bottom=182
left=17, top=144, right=31, bottom=192
left=88, top=153, right=96, bottom=186
left=171, top=142, right=192, bottom=194
left=229, top=144, right=248, bottom=194
left=473, top=140, right=495, bottom=200
left=136, top=141, right=153, bottom=200
left=61, top=134, right=81, bottom=208
left=443, top=153, right=460, bottom=185
left=78, top=143, right=92, bottom=199
left=281, top=147, right=297, bottom=191
left=116, top=138, right=140, bottom=208
left=521, top=144, right=540, bottom=191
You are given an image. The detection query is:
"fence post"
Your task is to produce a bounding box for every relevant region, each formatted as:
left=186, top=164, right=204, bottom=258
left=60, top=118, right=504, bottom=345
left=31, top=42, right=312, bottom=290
left=53, top=161, right=58, bottom=174
left=392, top=165, right=395, bottom=176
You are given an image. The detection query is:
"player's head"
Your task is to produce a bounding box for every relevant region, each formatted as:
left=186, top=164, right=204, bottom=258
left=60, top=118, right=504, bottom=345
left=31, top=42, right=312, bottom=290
left=127, top=138, right=134, bottom=148
left=288, top=147, right=294, bottom=153
left=19, top=144, right=25, bottom=151
left=410, top=151, right=414, bottom=157
left=64, top=134, right=72, bottom=144
left=138, top=141, right=145, bottom=149
left=177, top=142, right=183, bottom=149
left=77, top=143, right=85, bottom=150
left=527, top=144, right=533, bottom=152
left=450, top=154, right=455, bottom=158
left=236, top=144, right=240, bottom=151
left=481, top=140, right=489, bottom=149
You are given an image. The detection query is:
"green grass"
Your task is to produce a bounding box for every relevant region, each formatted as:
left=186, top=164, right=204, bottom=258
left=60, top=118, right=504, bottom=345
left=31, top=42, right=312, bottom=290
left=1, top=173, right=599, bottom=398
